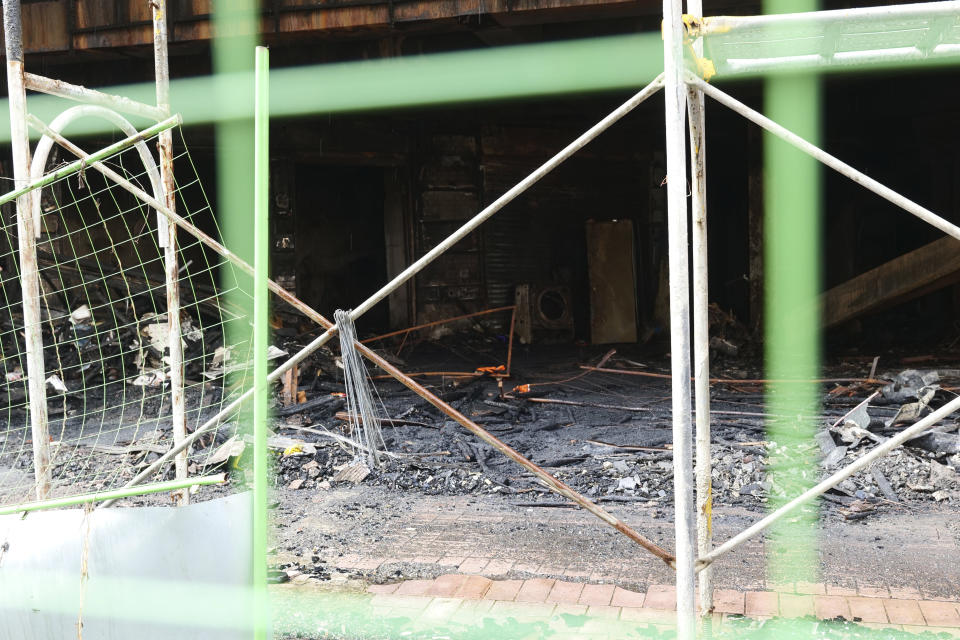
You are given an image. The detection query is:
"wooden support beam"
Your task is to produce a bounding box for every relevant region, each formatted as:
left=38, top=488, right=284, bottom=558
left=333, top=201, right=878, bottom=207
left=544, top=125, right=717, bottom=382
left=822, top=236, right=960, bottom=327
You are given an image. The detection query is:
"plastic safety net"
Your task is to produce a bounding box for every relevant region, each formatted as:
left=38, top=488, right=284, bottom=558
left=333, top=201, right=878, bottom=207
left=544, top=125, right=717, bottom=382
left=0, top=127, right=254, bottom=507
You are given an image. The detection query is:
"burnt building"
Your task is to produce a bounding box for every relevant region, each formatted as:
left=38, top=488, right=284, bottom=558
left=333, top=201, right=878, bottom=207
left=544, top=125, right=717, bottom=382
left=4, top=0, right=960, bottom=352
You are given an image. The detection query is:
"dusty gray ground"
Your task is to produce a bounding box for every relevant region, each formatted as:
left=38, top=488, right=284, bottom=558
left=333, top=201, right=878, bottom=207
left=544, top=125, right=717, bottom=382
left=270, top=484, right=960, bottom=599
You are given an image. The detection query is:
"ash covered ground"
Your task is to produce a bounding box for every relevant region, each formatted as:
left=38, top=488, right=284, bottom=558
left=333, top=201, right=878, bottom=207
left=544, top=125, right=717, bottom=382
left=4, top=335, right=958, bottom=520
left=266, top=341, right=960, bottom=517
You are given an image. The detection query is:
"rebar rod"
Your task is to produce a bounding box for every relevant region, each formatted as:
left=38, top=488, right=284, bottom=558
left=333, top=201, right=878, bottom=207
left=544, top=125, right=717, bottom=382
left=688, top=74, right=960, bottom=243
left=686, top=0, right=713, bottom=616
left=698, top=393, right=960, bottom=569
left=663, top=0, right=696, bottom=633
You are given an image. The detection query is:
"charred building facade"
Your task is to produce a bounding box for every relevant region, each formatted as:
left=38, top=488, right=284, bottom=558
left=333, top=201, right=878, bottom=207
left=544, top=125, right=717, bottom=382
left=4, top=0, right=960, bottom=351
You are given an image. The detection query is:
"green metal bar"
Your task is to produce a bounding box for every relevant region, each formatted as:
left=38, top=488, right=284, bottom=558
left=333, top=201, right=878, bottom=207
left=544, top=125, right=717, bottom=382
left=0, top=114, right=180, bottom=207
left=1, top=23, right=956, bottom=143
left=253, top=44, right=271, bottom=640
left=0, top=474, right=226, bottom=516
left=763, top=0, right=823, bottom=592
left=0, top=34, right=663, bottom=143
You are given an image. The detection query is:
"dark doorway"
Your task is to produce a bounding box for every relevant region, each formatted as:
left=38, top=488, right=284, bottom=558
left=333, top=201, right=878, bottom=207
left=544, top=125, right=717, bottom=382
left=294, top=165, right=389, bottom=333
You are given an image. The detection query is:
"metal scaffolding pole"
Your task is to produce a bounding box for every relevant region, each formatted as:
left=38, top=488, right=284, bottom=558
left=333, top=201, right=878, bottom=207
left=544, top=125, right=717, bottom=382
left=695, top=0, right=960, bottom=34
left=253, top=45, right=271, bottom=640
left=3, top=0, right=50, bottom=501
left=686, top=0, right=713, bottom=616
left=23, top=72, right=166, bottom=122
left=153, top=0, right=188, bottom=506
left=664, top=0, right=696, bottom=633
left=687, top=74, right=960, bottom=243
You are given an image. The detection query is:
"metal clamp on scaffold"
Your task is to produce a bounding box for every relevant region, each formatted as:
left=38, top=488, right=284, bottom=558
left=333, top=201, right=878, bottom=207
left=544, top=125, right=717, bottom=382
left=680, top=14, right=717, bottom=81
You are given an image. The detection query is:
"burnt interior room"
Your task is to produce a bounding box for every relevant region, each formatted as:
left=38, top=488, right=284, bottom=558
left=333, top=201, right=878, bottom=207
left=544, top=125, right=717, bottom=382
left=4, top=3, right=960, bottom=362
left=225, top=67, right=960, bottom=360
left=4, top=2, right=960, bottom=622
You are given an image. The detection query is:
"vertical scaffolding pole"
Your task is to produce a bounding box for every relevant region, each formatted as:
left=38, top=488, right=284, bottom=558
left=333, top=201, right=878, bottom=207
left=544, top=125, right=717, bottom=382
left=686, top=0, right=713, bottom=618
left=152, top=0, right=188, bottom=505
left=663, top=0, right=696, bottom=635
left=253, top=45, right=271, bottom=640
left=3, top=0, right=50, bottom=500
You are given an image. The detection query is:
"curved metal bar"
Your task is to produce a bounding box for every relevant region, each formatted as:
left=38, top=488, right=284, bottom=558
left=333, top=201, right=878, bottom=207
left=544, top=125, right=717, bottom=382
left=29, top=104, right=165, bottom=242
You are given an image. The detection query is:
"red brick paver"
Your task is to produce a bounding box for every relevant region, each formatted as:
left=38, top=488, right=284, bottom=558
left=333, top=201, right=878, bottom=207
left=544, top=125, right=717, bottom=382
left=918, top=601, right=960, bottom=627
left=425, top=574, right=469, bottom=597
left=578, top=583, right=615, bottom=606
left=482, top=559, right=515, bottom=576
left=485, top=579, right=523, bottom=601
left=713, top=589, right=745, bottom=615
left=437, top=555, right=466, bottom=568
left=745, top=591, right=779, bottom=617
left=780, top=593, right=815, bottom=618
left=889, top=586, right=922, bottom=600
left=644, top=584, right=677, bottom=610
left=884, top=599, right=926, bottom=625
left=362, top=573, right=960, bottom=633
left=547, top=580, right=584, bottom=604
left=815, top=595, right=851, bottom=620
left=611, top=586, right=646, bottom=608
left=515, top=578, right=556, bottom=603
left=858, top=586, right=890, bottom=598
left=455, top=576, right=492, bottom=599
left=847, top=597, right=888, bottom=623
left=396, top=579, right=434, bottom=596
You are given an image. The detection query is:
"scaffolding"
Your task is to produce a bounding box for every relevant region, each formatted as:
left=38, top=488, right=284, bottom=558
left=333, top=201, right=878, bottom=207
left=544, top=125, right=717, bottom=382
left=2, top=0, right=960, bottom=638
left=1, top=0, right=195, bottom=505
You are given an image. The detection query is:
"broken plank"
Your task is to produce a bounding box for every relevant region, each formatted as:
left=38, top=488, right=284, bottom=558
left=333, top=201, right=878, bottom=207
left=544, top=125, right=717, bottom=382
left=586, top=439, right=671, bottom=452
left=871, top=466, right=899, bottom=502
left=822, top=236, right=960, bottom=327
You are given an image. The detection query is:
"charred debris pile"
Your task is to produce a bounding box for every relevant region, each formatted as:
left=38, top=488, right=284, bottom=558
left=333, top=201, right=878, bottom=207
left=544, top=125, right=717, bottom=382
left=234, top=325, right=960, bottom=521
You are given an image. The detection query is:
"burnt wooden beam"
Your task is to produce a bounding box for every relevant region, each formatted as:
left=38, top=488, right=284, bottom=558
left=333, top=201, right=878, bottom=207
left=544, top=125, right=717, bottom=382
left=821, top=235, right=960, bottom=327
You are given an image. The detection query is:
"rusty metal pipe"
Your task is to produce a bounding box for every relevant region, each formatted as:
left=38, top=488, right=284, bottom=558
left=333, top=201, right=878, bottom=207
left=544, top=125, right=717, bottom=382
left=360, top=305, right=515, bottom=344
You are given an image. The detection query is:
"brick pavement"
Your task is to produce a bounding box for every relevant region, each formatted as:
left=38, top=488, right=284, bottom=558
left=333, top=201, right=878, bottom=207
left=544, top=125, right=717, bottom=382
left=280, top=486, right=960, bottom=636
left=291, top=488, right=960, bottom=600
left=363, top=574, right=960, bottom=635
